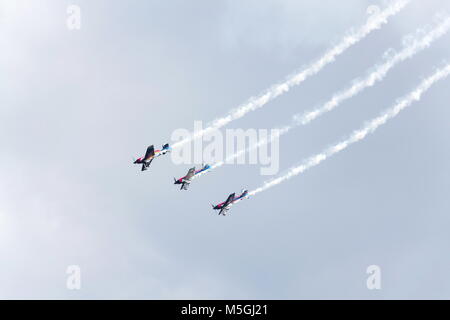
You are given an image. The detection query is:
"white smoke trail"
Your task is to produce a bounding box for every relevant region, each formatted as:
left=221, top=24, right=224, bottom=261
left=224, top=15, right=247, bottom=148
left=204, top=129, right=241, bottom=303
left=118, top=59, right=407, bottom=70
left=211, top=15, right=450, bottom=170
left=297, top=15, right=450, bottom=125
left=172, top=0, right=410, bottom=150
left=249, top=64, right=450, bottom=196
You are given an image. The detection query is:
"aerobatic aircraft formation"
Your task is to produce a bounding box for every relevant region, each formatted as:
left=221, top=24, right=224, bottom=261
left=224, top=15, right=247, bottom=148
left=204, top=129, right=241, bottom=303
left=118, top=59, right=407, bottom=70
left=131, top=2, right=450, bottom=216
left=133, top=144, right=247, bottom=215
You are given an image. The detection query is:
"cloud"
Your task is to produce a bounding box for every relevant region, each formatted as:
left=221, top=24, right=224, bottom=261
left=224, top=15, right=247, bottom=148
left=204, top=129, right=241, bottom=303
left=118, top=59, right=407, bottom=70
left=219, top=0, right=370, bottom=54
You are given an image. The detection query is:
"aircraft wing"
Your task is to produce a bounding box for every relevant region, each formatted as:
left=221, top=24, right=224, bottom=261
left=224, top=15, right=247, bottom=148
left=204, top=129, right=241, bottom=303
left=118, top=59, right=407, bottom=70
left=185, top=167, right=196, bottom=181
left=144, top=145, right=155, bottom=161
left=181, top=181, right=190, bottom=190
left=220, top=193, right=235, bottom=213
left=141, top=158, right=153, bottom=171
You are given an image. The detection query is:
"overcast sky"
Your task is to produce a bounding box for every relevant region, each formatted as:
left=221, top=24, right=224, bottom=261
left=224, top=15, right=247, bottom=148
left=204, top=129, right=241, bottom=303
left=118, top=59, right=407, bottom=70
left=1, top=0, right=450, bottom=299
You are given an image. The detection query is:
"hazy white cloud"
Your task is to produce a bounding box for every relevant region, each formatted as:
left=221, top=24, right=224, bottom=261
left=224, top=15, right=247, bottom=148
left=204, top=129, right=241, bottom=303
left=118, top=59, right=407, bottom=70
left=219, top=0, right=370, bottom=54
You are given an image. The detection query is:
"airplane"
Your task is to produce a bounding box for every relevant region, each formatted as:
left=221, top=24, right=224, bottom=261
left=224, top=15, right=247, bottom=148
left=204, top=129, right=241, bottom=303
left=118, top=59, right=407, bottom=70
left=212, top=189, right=249, bottom=216
left=174, top=164, right=211, bottom=190
left=133, top=144, right=170, bottom=171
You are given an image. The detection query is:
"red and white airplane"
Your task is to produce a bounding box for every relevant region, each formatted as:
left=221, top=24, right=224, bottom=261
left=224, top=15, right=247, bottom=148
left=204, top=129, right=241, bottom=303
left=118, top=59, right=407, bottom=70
left=212, top=190, right=249, bottom=216
left=174, top=164, right=211, bottom=190
left=134, top=144, right=170, bottom=171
